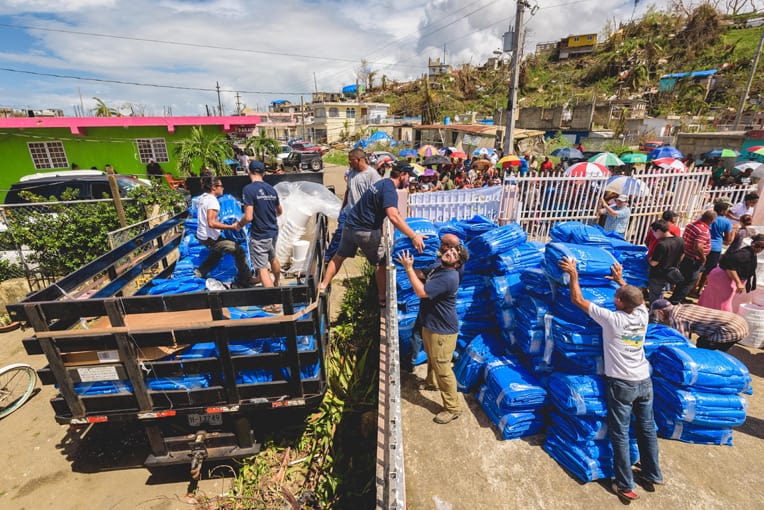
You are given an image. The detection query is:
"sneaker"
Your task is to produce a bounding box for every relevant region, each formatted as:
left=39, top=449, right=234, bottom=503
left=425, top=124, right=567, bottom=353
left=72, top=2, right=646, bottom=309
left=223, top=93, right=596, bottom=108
left=418, top=382, right=438, bottom=391
left=611, top=483, right=639, bottom=501
left=193, top=269, right=203, bottom=278
left=433, top=411, right=460, bottom=424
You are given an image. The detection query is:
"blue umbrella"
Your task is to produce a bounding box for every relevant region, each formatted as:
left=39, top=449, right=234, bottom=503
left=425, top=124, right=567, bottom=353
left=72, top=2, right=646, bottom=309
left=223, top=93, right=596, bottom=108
left=703, top=148, right=740, bottom=159
left=473, top=147, right=496, bottom=157
left=647, top=146, right=683, bottom=160
left=551, top=147, right=584, bottom=160
left=399, top=149, right=417, bottom=158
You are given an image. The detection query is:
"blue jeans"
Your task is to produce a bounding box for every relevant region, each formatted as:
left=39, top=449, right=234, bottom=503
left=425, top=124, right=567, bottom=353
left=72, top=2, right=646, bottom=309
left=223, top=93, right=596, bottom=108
left=606, top=378, right=663, bottom=490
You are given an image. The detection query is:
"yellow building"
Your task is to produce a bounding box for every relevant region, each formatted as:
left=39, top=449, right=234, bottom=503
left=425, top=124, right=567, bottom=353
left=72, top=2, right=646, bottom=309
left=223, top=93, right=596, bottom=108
left=558, top=33, right=597, bottom=59
left=310, top=101, right=390, bottom=143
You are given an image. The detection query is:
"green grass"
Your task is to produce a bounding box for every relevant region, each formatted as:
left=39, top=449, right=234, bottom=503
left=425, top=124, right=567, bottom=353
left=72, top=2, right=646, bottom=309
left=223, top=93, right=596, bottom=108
left=324, top=149, right=349, bottom=166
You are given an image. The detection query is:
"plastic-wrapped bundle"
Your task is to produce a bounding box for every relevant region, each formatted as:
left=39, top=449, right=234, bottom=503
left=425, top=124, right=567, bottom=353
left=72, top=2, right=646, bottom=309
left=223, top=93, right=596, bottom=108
left=553, top=284, right=617, bottom=327
left=172, top=248, right=240, bottom=282
left=550, top=221, right=613, bottom=247
left=544, top=242, right=619, bottom=287
left=548, top=315, right=603, bottom=349
left=517, top=352, right=553, bottom=379
left=496, top=305, right=515, bottom=333
left=458, top=214, right=498, bottom=240
left=492, top=242, right=545, bottom=275
left=75, top=380, right=133, bottom=395
left=490, top=274, right=514, bottom=309
left=547, top=373, right=608, bottom=416
left=521, top=268, right=555, bottom=302
left=267, top=336, right=320, bottom=380
left=739, top=303, right=764, bottom=349
left=228, top=338, right=267, bottom=355
left=655, top=407, right=734, bottom=446
left=436, top=219, right=467, bottom=242
left=394, top=217, right=439, bottom=240
left=653, top=377, right=747, bottom=428
left=466, top=223, right=527, bottom=266
left=512, top=328, right=545, bottom=355
left=515, top=295, right=550, bottom=330
left=644, top=323, right=691, bottom=357
left=607, top=239, right=649, bottom=286
left=393, top=236, right=440, bottom=269
left=457, top=320, right=499, bottom=349
left=650, top=344, right=752, bottom=395
left=457, top=275, right=493, bottom=322
left=146, top=374, right=212, bottom=391
left=476, top=386, right=545, bottom=439
left=483, top=357, right=548, bottom=412
left=543, top=429, right=639, bottom=483
left=143, top=277, right=207, bottom=295
left=548, top=411, right=608, bottom=442
left=453, top=333, right=507, bottom=392
left=551, top=350, right=605, bottom=375
left=237, top=370, right=273, bottom=384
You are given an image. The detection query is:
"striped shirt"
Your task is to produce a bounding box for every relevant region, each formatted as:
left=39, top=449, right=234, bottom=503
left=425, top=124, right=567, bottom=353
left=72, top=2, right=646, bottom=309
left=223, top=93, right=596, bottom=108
left=669, top=304, right=749, bottom=344
left=682, top=220, right=711, bottom=260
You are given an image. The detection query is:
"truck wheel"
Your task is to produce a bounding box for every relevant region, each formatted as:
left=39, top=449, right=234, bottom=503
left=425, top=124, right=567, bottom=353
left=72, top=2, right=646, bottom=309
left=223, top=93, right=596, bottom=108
left=310, top=159, right=323, bottom=172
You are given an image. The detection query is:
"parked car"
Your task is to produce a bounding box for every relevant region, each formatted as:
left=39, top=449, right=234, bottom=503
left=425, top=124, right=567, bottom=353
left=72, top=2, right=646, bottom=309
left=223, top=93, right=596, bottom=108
left=264, top=144, right=293, bottom=170
left=283, top=151, right=324, bottom=172
left=291, top=142, right=324, bottom=155
left=4, top=170, right=146, bottom=204
left=638, top=141, right=666, bottom=153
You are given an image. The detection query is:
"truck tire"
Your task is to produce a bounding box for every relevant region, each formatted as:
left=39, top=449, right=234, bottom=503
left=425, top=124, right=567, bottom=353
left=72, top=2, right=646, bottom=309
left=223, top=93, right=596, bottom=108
left=310, top=159, right=323, bottom=172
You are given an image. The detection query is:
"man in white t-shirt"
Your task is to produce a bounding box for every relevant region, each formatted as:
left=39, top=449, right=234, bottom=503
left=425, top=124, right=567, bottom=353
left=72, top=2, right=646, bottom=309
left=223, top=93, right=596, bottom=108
left=729, top=192, right=759, bottom=227
left=558, top=258, right=663, bottom=502
left=195, top=176, right=250, bottom=287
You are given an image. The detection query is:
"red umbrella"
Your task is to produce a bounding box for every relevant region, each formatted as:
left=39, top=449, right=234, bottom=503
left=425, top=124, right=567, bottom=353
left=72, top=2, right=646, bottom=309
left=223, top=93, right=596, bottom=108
left=653, top=158, right=688, bottom=172
left=450, top=151, right=467, bottom=159
left=564, top=162, right=611, bottom=177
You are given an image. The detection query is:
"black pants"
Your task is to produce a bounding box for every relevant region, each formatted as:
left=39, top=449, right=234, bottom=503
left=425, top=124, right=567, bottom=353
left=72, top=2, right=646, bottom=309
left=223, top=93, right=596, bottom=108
left=647, top=274, right=668, bottom=304
left=671, top=257, right=703, bottom=304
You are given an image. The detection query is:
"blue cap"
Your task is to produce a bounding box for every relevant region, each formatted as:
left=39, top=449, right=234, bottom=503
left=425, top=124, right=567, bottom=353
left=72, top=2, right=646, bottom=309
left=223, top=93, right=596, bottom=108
left=248, top=160, right=265, bottom=173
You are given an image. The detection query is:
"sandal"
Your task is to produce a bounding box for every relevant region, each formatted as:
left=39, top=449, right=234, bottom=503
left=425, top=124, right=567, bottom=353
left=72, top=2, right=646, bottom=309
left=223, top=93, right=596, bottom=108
left=611, top=483, right=639, bottom=501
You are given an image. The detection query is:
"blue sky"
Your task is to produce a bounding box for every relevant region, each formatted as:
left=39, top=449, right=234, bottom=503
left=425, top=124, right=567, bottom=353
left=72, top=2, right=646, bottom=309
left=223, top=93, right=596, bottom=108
left=0, top=0, right=698, bottom=116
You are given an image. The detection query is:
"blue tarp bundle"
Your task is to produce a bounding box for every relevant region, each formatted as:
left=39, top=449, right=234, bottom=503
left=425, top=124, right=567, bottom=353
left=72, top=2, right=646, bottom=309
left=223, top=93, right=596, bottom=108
left=393, top=218, right=440, bottom=269
left=147, top=374, right=212, bottom=391
left=476, top=385, right=546, bottom=439
left=143, top=277, right=208, bottom=295
left=512, top=328, right=545, bottom=355
left=653, top=377, right=747, bottom=428
left=551, top=350, right=605, bottom=375
left=518, top=352, right=553, bottom=378
left=548, top=315, right=603, bottom=350
left=515, top=295, right=551, bottom=330
left=496, top=304, right=515, bottom=333
left=492, top=242, right=545, bottom=275
left=547, top=373, right=608, bottom=416
left=550, top=222, right=613, bottom=248
left=553, top=284, right=618, bottom=327
left=490, top=274, right=518, bottom=309
left=269, top=336, right=320, bottom=380
left=458, top=215, right=498, bottom=240
left=394, top=217, right=439, bottom=240
left=466, top=223, right=527, bottom=267
left=521, top=268, right=555, bottom=301
left=75, top=381, right=133, bottom=395
left=544, top=427, right=639, bottom=483
left=436, top=219, right=467, bottom=242
left=544, top=243, right=618, bottom=287
left=644, top=323, right=691, bottom=357
left=454, top=333, right=508, bottom=392
left=483, top=357, right=548, bottom=412
left=650, top=345, right=752, bottom=394
left=655, top=407, right=734, bottom=446
left=548, top=411, right=608, bottom=442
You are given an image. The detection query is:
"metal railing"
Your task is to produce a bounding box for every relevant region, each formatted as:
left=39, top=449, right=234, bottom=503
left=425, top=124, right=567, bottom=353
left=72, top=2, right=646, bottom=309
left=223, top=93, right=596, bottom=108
left=408, top=186, right=504, bottom=222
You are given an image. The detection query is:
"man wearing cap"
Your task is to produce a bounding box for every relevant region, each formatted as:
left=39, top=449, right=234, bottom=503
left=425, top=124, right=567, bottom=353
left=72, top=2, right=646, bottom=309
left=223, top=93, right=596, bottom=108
left=558, top=258, right=662, bottom=501
left=670, top=210, right=716, bottom=304
left=601, top=194, right=631, bottom=236
left=650, top=299, right=749, bottom=351
left=319, top=166, right=426, bottom=307
left=238, top=160, right=282, bottom=289
left=645, top=210, right=681, bottom=258
left=397, top=238, right=469, bottom=424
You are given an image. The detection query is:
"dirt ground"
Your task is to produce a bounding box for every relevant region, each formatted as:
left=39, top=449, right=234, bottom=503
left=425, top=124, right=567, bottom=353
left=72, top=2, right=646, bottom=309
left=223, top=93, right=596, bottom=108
left=0, top=164, right=352, bottom=510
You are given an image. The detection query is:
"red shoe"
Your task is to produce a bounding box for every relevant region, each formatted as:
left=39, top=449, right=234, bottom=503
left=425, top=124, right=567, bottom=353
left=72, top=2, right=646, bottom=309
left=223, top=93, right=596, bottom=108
left=612, top=483, right=639, bottom=501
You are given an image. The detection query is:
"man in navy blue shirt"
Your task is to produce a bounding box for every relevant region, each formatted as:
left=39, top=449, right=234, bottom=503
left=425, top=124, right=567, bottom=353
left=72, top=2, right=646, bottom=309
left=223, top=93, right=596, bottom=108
left=238, top=160, right=282, bottom=289
left=397, top=243, right=469, bottom=424
left=319, top=166, right=425, bottom=307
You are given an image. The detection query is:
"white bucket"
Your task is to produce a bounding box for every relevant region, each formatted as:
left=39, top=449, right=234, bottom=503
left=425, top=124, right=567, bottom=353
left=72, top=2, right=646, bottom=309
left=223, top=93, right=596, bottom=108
left=292, top=240, right=310, bottom=262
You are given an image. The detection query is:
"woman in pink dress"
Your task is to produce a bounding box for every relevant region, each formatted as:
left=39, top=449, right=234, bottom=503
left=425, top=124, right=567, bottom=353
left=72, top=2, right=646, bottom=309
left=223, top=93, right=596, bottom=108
left=698, top=234, right=764, bottom=311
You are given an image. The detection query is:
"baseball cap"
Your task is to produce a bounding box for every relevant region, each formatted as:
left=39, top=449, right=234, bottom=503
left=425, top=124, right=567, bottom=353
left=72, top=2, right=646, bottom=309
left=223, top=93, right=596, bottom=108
left=650, top=299, right=672, bottom=312
left=616, top=194, right=629, bottom=202
left=248, top=160, right=265, bottom=173
left=662, top=210, right=678, bottom=221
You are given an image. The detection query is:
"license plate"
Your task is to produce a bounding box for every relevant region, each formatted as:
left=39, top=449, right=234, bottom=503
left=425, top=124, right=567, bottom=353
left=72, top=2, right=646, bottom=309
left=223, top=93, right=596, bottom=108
left=187, top=413, right=223, bottom=427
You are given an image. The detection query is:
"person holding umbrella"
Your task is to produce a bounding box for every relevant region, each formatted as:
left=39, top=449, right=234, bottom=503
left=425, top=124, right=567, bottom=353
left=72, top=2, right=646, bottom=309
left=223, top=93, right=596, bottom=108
left=601, top=194, right=631, bottom=236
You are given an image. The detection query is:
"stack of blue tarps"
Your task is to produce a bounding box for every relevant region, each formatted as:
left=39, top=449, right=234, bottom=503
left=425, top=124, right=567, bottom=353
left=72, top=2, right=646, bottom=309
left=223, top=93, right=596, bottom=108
left=465, top=223, right=527, bottom=273
left=140, top=277, right=208, bottom=295
left=544, top=242, right=618, bottom=287
left=553, top=284, right=617, bottom=327
left=607, top=237, right=649, bottom=286
left=456, top=273, right=493, bottom=324
left=512, top=295, right=549, bottom=356
left=393, top=217, right=440, bottom=269
left=521, top=268, right=555, bottom=301
left=268, top=335, right=321, bottom=381
left=650, top=344, right=750, bottom=445
left=475, top=356, right=547, bottom=439
left=448, top=214, right=497, bottom=241
left=453, top=332, right=507, bottom=392
left=644, top=323, right=691, bottom=357
left=544, top=373, right=638, bottom=482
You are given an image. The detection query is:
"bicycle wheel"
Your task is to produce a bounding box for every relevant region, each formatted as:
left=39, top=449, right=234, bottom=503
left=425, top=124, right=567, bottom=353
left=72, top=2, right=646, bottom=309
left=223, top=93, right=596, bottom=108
left=0, top=363, right=37, bottom=419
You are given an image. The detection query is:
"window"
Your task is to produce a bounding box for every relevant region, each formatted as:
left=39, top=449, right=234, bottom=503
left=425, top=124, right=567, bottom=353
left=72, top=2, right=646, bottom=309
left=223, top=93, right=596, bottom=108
left=573, top=37, right=579, bottom=42
left=346, top=108, right=356, bottom=119
left=314, top=108, right=326, bottom=118
left=329, top=107, right=339, bottom=118
left=28, top=141, right=69, bottom=169
left=136, top=138, right=169, bottom=163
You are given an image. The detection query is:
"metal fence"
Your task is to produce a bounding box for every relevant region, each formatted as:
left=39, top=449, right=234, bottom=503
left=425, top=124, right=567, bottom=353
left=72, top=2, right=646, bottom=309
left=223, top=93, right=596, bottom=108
left=408, top=186, right=503, bottom=222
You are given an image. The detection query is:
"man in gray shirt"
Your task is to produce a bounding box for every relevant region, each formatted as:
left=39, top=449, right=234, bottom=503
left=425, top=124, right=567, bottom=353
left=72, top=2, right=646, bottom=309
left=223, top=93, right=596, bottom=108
left=343, top=148, right=381, bottom=211
left=559, top=258, right=663, bottom=502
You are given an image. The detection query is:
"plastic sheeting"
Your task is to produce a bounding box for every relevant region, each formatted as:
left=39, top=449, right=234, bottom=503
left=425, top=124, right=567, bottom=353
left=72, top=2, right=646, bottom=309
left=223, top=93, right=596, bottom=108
left=466, top=223, right=527, bottom=266
left=483, top=357, right=548, bottom=412
left=650, top=344, right=752, bottom=394
left=547, top=373, right=608, bottom=416
left=553, top=284, right=618, bottom=327
left=544, top=243, right=619, bottom=287
left=454, top=333, right=508, bottom=392
left=476, top=385, right=545, bottom=439
left=655, top=408, right=734, bottom=446
left=520, top=268, right=555, bottom=301
left=548, top=411, right=608, bottom=442
left=653, top=376, right=747, bottom=428
left=644, top=323, right=691, bottom=356
left=543, top=428, right=639, bottom=483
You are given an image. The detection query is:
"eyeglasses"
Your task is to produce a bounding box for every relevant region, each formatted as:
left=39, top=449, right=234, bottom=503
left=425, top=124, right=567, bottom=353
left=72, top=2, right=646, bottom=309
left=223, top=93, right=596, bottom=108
left=213, top=184, right=223, bottom=188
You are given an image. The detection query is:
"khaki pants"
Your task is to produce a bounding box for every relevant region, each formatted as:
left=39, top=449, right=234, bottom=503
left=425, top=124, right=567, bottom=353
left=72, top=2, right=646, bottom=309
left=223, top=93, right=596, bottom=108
left=422, top=327, right=460, bottom=414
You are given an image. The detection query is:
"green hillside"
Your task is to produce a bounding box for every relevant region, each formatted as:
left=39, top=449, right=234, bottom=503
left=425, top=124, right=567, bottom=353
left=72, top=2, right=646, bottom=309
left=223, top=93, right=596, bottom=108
left=366, top=5, right=763, bottom=122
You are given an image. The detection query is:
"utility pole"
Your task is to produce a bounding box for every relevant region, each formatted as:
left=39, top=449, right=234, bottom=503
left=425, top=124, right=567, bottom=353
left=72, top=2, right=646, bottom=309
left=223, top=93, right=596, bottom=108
left=733, top=26, right=764, bottom=130
left=503, top=0, right=530, bottom=156
left=300, top=96, right=308, bottom=142
left=313, top=72, right=318, bottom=95
left=216, top=81, right=223, bottom=116
left=235, top=92, right=242, bottom=115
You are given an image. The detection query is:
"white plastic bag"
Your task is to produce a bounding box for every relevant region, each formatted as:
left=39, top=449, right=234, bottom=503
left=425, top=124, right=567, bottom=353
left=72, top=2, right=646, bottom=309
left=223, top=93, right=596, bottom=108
left=739, top=303, right=764, bottom=349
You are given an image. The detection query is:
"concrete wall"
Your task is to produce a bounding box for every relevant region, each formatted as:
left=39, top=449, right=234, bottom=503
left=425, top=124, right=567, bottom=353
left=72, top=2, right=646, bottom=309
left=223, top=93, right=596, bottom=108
left=676, top=132, right=747, bottom=159
left=517, top=107, right=562, bottom=130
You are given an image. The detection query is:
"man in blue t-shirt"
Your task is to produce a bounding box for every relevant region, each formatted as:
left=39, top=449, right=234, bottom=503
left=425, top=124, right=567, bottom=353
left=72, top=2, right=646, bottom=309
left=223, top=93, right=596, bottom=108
left=238, top=161, right=282, bottom=289
left=397, top=243, right=469, bottom=424
left=693, top=200, right=733, bottom=296
left=319, top=165, right=426, bottom=307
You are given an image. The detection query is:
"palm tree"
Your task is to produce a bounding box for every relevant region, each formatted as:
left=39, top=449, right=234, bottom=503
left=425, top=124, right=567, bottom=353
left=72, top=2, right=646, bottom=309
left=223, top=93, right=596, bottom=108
left=245, top=131, right=281, bottom=165
left=91, top=97, right=121, bottom=117
left=174, top=126, right=233, bottom=176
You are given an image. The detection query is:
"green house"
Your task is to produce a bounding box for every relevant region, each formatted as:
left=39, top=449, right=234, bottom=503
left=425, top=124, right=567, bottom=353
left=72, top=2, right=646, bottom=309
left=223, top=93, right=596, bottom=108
left=0, top=115, right=261, bottom=197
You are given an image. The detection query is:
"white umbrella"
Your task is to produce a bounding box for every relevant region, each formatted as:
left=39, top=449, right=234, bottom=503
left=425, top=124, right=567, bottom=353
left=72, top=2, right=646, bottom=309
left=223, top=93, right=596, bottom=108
left=604, top=175, right=651, bottom=198
left=736, top=161, right=764, bottom=172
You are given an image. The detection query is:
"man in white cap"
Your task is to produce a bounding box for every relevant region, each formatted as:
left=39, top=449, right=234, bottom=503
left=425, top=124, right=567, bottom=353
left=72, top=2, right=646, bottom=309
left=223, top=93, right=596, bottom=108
left=601, top=194, right=631, bottom=236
